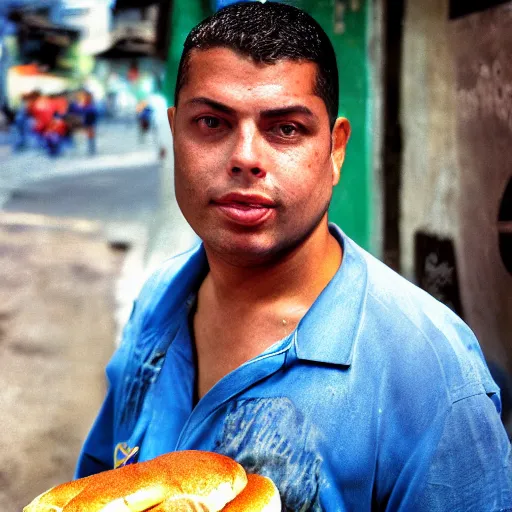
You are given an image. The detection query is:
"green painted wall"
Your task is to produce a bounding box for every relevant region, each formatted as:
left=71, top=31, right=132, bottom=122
left=163, top=0, right=373, bottom=252
left=297, top=0, right=373, bottom=252
left=163, top=1, right=211, bottom=104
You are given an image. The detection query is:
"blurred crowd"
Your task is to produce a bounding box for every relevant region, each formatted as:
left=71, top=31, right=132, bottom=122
left=5, top=88, right=159, bottom=159
left=12, top=89, right=99, bottom=157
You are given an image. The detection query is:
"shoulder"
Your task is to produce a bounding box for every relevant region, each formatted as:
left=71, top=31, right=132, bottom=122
left=343, top=236, right=498, bottom=405
left=134, top=243, right=204, bottom=324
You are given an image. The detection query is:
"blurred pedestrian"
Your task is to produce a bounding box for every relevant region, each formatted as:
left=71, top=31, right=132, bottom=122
left=64, top=90, right=82, bottom=149
left=105, top=72, right=122, bottom=119
left=29, top=91, right=54, bottom=137
left=43, top=113, right=69, bottom=157
left=82, top=91, right=98, bottom=156
left=136, top=99, right=153, bottom=143
left=13, top=94, right=30, bottom=151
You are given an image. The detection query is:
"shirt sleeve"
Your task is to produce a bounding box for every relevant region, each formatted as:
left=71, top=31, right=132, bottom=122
left=74, top=308, right=136, bottom=478
left=74, top=377, right=116, bottom=478
left=411, top=392, right=512, bottom=511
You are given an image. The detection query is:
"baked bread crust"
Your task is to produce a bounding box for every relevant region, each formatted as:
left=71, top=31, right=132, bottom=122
left=222, top=474, right=281, bottom=512
left=24, top=451, right=248, bottom=512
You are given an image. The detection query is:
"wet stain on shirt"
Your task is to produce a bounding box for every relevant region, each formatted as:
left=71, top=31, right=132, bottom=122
left=215, top=397, right=325, bottom=511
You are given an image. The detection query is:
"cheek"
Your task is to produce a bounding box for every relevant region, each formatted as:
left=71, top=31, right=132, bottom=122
left=174, top=143, right=209, bottom=188
left=174, top=137, right=200, bottom=169
left=283, top=149, right=332, bottom=199
left=175, top=135, right=227, bottom=179
left=173, top=155, right=203, bottom=209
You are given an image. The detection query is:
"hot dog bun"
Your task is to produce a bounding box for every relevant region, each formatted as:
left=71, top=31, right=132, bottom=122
left=24, top=450, right=248, bottom=512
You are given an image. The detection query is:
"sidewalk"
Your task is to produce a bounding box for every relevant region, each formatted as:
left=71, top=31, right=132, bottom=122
left=0, top=213, right=124, bottom=511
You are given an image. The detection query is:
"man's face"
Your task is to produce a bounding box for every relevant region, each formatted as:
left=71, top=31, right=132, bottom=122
left=169, top=47, right=348, bottom=266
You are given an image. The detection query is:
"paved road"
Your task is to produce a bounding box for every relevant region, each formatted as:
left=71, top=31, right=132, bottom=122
left=3, top=162, right=160, bottom=226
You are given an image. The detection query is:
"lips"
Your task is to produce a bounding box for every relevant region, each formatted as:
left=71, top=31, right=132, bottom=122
left=213, top=192, right=276, bottom=226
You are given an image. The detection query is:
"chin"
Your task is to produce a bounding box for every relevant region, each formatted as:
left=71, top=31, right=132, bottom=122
left=196, top=209, right=328, bottom=266
left=212, top=239, right=278, bottom=267
left=206, top=229, right=306, bottom=268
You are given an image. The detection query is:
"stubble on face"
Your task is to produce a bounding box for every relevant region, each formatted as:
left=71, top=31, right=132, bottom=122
left=171, top=48, right=336, bottom=268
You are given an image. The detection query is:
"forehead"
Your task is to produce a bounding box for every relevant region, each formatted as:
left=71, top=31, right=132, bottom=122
left=179, top=47, right=322, bottom=111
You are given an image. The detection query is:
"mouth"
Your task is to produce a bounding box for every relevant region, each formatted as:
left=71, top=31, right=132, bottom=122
left=212, top=192, right=276, bottom=226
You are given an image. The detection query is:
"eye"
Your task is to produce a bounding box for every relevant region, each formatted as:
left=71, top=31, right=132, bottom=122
left=197, top=116, right=222, bottom=129
left=270, top=123, right=302, bottom=139
left=278, top=124, right=297, bottom=136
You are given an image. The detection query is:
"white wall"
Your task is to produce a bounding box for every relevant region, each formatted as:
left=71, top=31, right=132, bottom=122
left=51, top=0, right=112, bottom=55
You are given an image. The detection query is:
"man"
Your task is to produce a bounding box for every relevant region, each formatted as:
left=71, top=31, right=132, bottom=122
left=76, top=2, right=512, bottom=510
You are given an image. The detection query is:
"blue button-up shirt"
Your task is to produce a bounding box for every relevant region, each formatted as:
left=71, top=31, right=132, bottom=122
left=76, top=224, right=512, bottom=510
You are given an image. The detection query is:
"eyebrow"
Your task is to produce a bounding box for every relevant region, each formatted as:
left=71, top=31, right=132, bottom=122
left=260, top=105, right=317, bottom=121
left=185, top=97, right=318, bottom=121
left=185, top=97, right=235, bottom=114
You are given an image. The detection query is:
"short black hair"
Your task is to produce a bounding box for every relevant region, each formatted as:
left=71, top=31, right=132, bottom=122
left=174, top=1, right=339, bottom=130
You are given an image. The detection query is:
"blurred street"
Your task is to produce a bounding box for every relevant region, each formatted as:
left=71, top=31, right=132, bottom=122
left=0, top=120, right=159, bottom=210
left=0, top=1, right=197, bottom=509
left=0, top=213, right=124, bottom=511
left=2, top=123, right=161, bottom=244
left=0, top=121, right=164, bottom=511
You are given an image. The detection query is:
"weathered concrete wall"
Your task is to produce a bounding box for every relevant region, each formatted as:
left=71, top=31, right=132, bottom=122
left=400, top=0, right=460, bottom=281
left=450, top=4, right=512, bottom=373
left=400, top=0, right=512, bottom=373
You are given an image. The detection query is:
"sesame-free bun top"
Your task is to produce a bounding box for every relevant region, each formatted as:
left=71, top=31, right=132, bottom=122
left=24, top=450, right=248, bottom=511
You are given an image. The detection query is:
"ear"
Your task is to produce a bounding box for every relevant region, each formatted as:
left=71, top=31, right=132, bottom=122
left=331, top=117, right=351, bottom=186
left=167, top=107, right=176, bottom=135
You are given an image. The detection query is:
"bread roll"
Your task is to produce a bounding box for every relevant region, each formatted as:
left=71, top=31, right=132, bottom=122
left=24, top=451, right=248, bottom=512
left=23, top=476, right=93, bottom=511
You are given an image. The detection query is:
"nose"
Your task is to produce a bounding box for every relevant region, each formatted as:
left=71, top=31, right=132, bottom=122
left=229, top=123, right=267, bottom=179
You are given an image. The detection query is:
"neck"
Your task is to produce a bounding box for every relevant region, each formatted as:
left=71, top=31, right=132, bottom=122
left=202, top=219, right=342, bottom=315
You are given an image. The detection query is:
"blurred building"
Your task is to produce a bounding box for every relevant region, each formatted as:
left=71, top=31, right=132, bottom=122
left=92, top=0, right=170, bottom=118
left=2, top=0, right=171, bottom=113
left=111, top=0, right=171, bottom=60
left=50, top=0, right=113, bottom=56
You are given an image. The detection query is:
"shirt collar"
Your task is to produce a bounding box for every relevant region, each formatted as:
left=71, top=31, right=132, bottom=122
left=151, top=223, right=367, bottom=367
left=294, top=224, right=368, bottom=366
